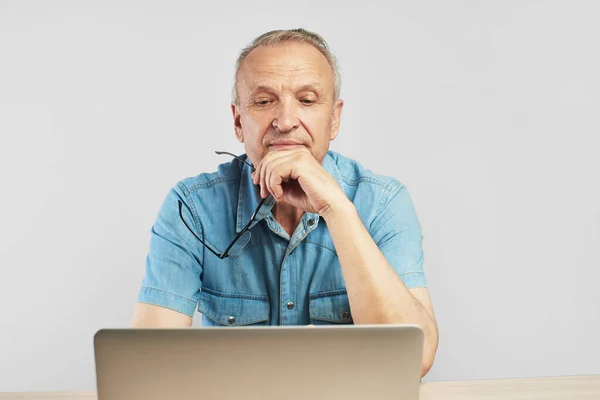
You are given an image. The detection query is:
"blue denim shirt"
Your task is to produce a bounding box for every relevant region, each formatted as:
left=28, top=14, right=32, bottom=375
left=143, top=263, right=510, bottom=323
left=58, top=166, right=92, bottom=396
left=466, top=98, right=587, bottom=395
left=137, top=150, right=427, bottom=326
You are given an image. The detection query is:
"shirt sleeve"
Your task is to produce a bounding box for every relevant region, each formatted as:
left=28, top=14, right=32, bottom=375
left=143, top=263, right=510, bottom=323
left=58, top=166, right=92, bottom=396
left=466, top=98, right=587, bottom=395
left=369, top=181, right=427, bottom=289
left=137, top=182, right=204, bottom=317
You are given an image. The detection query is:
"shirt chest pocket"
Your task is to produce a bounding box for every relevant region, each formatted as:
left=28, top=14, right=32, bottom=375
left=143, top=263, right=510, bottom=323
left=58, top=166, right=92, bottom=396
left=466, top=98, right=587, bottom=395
left=197, top=289, right=270, bottom=326
left=309, top=289, right=354, bottom=325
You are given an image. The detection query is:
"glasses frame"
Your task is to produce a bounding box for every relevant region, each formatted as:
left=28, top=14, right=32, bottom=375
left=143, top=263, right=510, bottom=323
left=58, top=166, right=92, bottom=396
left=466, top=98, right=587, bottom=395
left=178, top=151, right=270, bottom=259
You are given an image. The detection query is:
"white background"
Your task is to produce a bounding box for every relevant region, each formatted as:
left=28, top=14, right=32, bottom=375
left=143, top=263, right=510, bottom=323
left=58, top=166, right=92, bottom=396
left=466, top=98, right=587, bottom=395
left=1, top=0, right=599, bottom=391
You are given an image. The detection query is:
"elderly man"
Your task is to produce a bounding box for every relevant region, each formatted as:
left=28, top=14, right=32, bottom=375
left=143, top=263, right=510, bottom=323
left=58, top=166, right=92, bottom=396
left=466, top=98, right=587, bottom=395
left=132, top=28, right=438, bottom=376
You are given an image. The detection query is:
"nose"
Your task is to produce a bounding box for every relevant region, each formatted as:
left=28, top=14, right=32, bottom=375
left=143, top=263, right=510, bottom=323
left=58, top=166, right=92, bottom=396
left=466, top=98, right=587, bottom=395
left=272, top=98, right=300, bottom=133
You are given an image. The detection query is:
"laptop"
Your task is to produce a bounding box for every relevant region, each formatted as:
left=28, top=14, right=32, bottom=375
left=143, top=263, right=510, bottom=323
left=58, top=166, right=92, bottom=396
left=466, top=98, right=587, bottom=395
left=94, top=324, right=423, bottom=400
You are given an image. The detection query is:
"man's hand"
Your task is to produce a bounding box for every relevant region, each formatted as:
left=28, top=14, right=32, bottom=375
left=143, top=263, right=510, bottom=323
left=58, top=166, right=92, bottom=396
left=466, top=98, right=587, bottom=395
left=252, top=148, right=346, bottom=215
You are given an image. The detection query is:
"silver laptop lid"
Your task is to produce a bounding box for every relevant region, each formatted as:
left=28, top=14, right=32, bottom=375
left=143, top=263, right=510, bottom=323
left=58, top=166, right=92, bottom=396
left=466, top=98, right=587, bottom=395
left=94, top=324, right=423, bottom=400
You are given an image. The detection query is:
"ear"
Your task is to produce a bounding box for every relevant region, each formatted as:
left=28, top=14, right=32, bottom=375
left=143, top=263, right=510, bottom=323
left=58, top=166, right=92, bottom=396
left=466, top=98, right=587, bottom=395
left=231, top=103, right=244, bottom=143
left=329, top=98, right=344, bottom=141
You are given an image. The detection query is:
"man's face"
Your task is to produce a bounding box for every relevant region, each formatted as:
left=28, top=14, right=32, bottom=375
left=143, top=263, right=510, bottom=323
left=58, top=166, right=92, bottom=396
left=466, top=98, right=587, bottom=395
left=232, top=42, right=343, bottom=166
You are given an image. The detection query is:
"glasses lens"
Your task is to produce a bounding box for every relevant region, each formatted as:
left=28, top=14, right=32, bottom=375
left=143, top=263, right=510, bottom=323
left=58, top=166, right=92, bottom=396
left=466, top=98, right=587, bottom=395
left=227, top=230, right=252, bottom=257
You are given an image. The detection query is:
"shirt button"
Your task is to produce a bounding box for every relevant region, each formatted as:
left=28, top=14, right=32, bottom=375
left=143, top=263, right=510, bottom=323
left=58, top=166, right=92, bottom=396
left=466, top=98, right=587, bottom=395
left=287, top=302, right=294, bottom=310
left=228, top=316, right=236, bottom=324
left=342, top=311, right=351, bottom=321
left=307, top=219, right=315, bottom=226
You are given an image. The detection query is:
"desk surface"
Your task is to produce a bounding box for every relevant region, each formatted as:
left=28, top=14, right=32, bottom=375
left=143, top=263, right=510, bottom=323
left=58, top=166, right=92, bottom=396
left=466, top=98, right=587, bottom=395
left=1, top=375, right=598, bottom=399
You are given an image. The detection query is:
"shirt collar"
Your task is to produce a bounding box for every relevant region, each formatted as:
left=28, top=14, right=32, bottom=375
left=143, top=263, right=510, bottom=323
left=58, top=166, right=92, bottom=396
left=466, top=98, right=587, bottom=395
left=236, top=151, right=342, bottom=233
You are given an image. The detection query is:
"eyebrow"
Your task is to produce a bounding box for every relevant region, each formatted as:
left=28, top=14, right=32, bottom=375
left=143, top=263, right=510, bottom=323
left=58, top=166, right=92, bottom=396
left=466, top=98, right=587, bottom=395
left=250, top=83, right=324, bottom=94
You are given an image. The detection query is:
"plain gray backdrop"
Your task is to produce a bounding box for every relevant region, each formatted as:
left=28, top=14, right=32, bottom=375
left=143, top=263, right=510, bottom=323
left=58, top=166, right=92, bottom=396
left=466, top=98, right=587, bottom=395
left=1, top=0, right=599, bottom=392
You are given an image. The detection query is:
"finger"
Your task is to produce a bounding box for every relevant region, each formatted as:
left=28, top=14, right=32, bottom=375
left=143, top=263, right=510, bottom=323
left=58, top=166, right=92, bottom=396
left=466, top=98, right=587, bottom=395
left=260, top=152, right=288, bottom=198
left=256, top=150, right=296, bottom=198
left=266, top=159, right=286, bottom=200
left=266, top=153, right=298, bottom=199
left=259, top=157, right=269, bottom=198
left=253, top=156, right=266, bottom=197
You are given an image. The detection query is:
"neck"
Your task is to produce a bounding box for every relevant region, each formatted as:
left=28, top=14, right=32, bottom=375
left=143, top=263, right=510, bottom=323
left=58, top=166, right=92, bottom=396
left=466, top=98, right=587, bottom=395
left=272, top=202, right=304, bottom=237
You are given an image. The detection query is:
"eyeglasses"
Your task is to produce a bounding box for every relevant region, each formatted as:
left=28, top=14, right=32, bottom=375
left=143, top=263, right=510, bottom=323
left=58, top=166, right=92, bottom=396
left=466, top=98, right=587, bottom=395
left=178, top=151, right=275, bottom=259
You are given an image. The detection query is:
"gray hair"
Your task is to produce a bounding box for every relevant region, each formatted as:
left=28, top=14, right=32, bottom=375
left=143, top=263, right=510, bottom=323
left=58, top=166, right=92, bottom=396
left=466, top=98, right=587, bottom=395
left=231, top=28, right=341, bottom=106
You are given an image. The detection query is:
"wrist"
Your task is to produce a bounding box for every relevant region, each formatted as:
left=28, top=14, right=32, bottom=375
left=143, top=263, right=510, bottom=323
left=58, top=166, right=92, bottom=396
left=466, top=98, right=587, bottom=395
left=319, top=194, right=355, bottom=221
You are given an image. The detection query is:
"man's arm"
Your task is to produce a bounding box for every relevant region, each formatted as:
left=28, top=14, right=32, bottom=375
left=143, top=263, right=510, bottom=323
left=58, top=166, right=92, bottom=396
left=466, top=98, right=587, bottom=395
left=132, top=303, right=192, bottom=328
left=255, top=148, right=438, bottom=376
left=134, top=185, right=204, bottom=328
left=321, top=199, right=439, bottom=378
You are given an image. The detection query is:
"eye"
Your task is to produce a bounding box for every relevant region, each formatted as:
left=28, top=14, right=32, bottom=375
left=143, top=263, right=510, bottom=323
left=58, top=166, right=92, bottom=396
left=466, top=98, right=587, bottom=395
left=254, top=99, right=272, bottom=106
left=300, top=99, right=315, bottom=105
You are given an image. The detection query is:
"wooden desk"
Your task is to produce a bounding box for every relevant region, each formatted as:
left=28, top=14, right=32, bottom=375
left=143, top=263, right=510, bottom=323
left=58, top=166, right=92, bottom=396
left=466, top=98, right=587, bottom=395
left=420, top=375, right=600, bottom=399
left=1, top=375, right=598, bottom=399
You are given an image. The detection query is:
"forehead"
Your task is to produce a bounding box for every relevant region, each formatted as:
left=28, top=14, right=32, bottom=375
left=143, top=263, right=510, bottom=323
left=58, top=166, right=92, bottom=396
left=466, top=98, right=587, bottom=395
left=238, top=42, right=334, bottom=92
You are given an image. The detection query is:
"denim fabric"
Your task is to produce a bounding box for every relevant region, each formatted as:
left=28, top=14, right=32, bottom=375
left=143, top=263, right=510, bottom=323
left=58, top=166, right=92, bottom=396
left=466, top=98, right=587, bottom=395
left=137, top=150, right=427, bottom=326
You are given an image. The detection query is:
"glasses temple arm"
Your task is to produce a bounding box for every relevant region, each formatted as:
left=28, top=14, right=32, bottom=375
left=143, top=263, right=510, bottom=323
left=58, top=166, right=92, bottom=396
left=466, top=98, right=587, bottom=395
left=215, top=151, right=256, bottom=171
left=177, top=200, right=224, bottom=259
